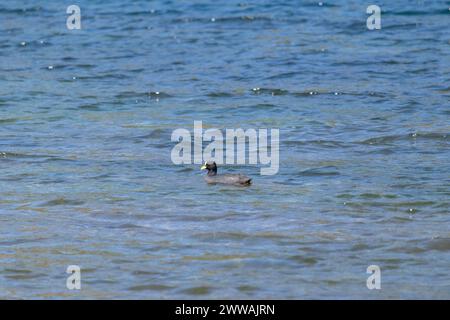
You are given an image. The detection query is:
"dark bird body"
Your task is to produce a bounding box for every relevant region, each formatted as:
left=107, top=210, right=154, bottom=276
left=201, top=161, right=252, bottom=186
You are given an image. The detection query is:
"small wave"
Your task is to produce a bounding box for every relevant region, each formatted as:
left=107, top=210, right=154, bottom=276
left=180, top=286, right=214, bottom=296
left=385, top=9, right=450, bottom=16
left=0, top=6, right=44, bottom=14
left=5, top=273, right=46, bottom=280
left=115, top=91, right=148, bottom=99
left=297, top=166, right=340, bottom=177
left=228, top=103, right=279, bottom=113
left=204, top=88, right=389, bottom=99
left=114, top=91, right=172, bottom=100
left=0, top=118, right=19, bottom=124
left=206, top=92, right=235, bottom=98
left=265, top=72, right=302, bottom=80
left=283, top=140, right=349, bottom=148
left=77, top=73, right=131, bottom=80
left=251, top=87, right=289, bottom=96
left=171, top=15, right=274, bottom=24
left=365, top=148, right=395, bottom=155
left=148, top=91, right=172, bottom=98
left=302, top=2, right=339, bottom=8
left=288, top=255, right=318, bottom=265
left=358, top=132, right=448, bottom=145
left=78, top=104, right=101, bottom=111
left=124, top=10, right=159, bottom=17
left=274, top=179, right=303, bottom=186
left=0, top=152, right=28, bottom=159
left=258, top=88, right=349, bottom=97
left=40, top=198, right=85, bottom=207
left=128, top=284, right=174, bottom=292
left=427, top=238, right=450, bottom=252
left=182, top=253, right=255, bottom=261
left=383, top=23, right=421, bottom=30
left=137, top=128, right=171, bottom=139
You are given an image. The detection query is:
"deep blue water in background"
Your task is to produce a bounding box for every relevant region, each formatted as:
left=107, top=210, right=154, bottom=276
left=0, top=0, right=449, bottom=299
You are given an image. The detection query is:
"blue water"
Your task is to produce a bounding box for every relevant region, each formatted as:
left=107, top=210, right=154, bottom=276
left=0, top=0, right=449, bottom=299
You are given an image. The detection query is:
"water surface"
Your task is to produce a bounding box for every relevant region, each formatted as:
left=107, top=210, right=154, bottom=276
left=0, top=0, right=449, bottom=299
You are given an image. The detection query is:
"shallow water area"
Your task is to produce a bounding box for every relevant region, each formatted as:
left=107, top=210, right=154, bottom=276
left=0, top=0, right=449, bottom=299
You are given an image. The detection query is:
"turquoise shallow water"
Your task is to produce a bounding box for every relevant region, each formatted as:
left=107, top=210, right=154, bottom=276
left=0, top=0, right=449, bottom=299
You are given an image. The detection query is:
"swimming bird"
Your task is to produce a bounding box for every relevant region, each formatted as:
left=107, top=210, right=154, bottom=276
left=200, top=161, right=252, bottom=186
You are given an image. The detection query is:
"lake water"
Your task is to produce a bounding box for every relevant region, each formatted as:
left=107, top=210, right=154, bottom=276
left=0, top=0, right=449, bottom=299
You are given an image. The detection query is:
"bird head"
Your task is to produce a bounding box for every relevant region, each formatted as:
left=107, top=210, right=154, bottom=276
left=200, top=161, right=217, bottom=173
